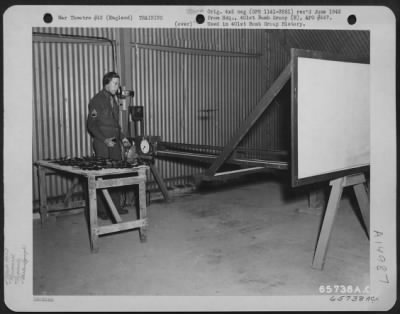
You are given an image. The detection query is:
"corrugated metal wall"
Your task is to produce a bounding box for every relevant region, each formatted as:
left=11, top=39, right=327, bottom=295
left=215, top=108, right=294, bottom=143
left=32, top=28, right=369, bottom=208
left=32, top=27, right=118, bottom=208
left=247, top=31, right=291, bottom=152
left=255, top=29, right=370, bottom=155
left=242, top=29, right=370, bottom=155
left=32, top=27, right=273, bottom=207
left=265, top=29, right=370, bottom=62
left=129, top=29, right=269, bottom=185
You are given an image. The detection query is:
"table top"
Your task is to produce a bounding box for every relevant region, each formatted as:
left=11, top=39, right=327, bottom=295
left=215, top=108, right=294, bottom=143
left=35, top=160, right=149, bottom=177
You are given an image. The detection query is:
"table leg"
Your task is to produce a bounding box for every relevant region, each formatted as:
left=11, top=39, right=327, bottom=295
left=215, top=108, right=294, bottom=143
left=138, top=180, right=147, bottom=242
left=88, top=176, right=99, bottom=253
left=38, top=165, right=48, bottom=224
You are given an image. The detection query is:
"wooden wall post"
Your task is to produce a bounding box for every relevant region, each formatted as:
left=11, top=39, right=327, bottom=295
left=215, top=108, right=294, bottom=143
left=119, top=28, right=133, bottom=137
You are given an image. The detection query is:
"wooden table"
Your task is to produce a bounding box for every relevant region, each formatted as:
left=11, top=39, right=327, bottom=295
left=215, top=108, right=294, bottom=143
left=35, top=160, right=149, bottom=253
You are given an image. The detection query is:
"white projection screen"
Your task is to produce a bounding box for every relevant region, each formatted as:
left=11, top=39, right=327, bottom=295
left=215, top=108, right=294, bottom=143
left=291, top=49, right=370, bottom=187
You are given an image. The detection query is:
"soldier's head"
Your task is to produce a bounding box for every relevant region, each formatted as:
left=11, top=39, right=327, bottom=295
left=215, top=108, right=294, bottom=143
left=103, top=72, right=120, bottom=95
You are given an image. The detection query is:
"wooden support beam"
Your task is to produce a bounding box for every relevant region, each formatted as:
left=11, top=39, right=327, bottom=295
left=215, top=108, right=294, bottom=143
left=204, top=63, right=291, bottom=177
left=97, top=219, right=147, bottom=236
left=95, top=176, right=145, bottom=189
left=199, top=167, right=266, bottom=182
left=312, top=177, right=344, bottom=270
left=119, top=29, right=133, bottom=89
left=119, top=28, right=133, bottom=135
left=148, top=162, right=170, bottom=202
left=138, top=181, right=148, bottom=242
left=48, top=208, right=85, bottom=217
left=36, top=160, right=148, bottom=177
left=47, top=200, right=86, bottom=212
left=232, top=158, right=288, bottom=170
left=312, top=173, right=369, bottom=270
left=343, top=173, right=366, bottom=187
left=353, top=182, right=370, bottom=237
left=63, top=177, right=80, bottom=206
left=101, top=188, right=122, bottom=223
left=87, top=176, right=99, bottom=253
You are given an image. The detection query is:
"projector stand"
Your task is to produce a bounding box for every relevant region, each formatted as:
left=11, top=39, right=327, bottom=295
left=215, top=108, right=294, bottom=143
left=312, top=173, right=369, bottom=270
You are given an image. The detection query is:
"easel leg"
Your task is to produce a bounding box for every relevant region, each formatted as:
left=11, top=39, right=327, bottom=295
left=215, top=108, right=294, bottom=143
left=353, top=183, right=370, bottom=237
left=38, top=166, right=48, bottom=225
left=138, top=180, right=147, bottom=242
left=312, top=177, right=344, bottom=270
left=88, top=176, right=99, bottom=253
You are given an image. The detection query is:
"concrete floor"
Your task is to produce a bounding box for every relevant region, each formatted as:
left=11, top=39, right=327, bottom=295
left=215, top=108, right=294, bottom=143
left=33, top=174, right=369, bottom=296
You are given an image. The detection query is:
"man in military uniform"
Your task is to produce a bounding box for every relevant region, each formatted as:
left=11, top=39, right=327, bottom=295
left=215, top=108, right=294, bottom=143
left=87, top=71, right=131, bottom=220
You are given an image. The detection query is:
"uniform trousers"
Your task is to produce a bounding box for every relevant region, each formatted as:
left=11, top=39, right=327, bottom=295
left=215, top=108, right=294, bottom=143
left=93, top=139, right=123, bottom=215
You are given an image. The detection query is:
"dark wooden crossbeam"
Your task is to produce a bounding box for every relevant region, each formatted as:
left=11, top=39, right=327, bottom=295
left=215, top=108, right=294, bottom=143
left=204, top=62, right=291, bottom=177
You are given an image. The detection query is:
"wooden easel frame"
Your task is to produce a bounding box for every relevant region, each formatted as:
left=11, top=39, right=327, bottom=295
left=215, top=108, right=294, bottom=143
left=290, top=48, right=370, bottom=187
left=312, top=173, right=369, bottom=270
left=197, top=62, right=292, bottom=181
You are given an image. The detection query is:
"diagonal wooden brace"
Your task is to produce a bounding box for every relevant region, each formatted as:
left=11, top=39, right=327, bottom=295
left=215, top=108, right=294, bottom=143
left=204, top=62, right=291, bottom=177
left=63, top=177, right=81, bottom=206
left=101, top=189, right=122, bottom=223
left=98, top=178, right=122, bottom=223
left=148, top=162, right=170, bottom=202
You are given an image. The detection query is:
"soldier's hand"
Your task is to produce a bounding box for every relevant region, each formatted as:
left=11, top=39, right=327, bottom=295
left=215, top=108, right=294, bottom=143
left=104, top=137, right=116, bottom=147
left=122, top=138, right=131, bottom=148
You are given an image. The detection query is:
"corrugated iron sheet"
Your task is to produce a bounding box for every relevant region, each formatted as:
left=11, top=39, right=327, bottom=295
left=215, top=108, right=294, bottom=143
left=265, top=29, right=369, bottom=62
left=129, top=29, right=268, bottom=184
left=32, top=28, right=370, bottom=205
left=32, top=28, right=117, bottom=208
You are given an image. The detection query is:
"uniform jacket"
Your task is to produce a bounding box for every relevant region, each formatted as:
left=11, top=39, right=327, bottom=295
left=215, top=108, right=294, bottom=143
left=87, top=89, right=126, bottom=143
left=87, top=89, right=126, bottom=159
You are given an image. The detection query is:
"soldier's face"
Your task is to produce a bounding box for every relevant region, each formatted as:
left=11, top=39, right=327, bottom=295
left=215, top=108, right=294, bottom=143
left=105, top=77, right=120, bottom=95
